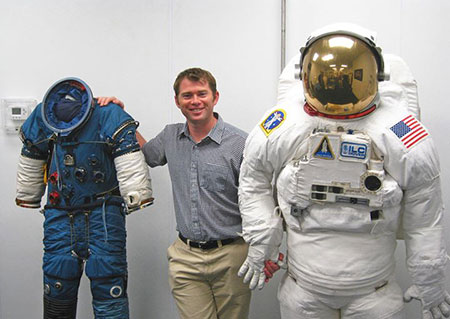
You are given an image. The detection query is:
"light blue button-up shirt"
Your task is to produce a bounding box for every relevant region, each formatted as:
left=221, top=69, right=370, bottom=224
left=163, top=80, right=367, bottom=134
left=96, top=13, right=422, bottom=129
left=142, top=113, right=247, bottom=241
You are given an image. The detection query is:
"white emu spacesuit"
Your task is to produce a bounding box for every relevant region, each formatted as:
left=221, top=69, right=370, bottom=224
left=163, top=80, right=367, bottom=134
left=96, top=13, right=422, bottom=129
left=238, top=24, right=450, bottom=318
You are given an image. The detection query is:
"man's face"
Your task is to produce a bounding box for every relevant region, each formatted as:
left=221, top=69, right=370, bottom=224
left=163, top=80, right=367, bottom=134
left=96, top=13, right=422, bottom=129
left=175, top=78, right=219, bottom=127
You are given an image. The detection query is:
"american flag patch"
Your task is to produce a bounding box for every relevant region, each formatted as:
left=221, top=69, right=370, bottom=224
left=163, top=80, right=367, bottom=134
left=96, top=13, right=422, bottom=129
left=390, top=115, right=428, bottom=149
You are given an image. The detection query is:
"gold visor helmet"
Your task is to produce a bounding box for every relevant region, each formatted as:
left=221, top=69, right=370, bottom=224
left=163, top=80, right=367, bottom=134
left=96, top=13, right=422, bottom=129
left=300, top=31, right=386, bottom=116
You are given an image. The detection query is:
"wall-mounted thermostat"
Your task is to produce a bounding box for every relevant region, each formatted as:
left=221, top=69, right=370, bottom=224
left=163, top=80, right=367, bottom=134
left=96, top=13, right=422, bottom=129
left=1, top=98, right=37, bottom=134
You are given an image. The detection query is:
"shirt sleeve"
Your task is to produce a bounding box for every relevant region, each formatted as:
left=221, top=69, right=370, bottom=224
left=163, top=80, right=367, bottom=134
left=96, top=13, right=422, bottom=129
left=141, top=126, right=168, bottom=167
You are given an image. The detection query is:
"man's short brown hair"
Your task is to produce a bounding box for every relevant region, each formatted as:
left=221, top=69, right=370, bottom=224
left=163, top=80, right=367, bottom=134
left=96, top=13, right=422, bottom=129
left=173, top=68, right=217, bottom=96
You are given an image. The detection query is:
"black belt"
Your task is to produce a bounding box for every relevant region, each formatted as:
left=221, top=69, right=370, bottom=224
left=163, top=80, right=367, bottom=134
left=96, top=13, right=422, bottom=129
left=178, top=233, right=237, bottom=250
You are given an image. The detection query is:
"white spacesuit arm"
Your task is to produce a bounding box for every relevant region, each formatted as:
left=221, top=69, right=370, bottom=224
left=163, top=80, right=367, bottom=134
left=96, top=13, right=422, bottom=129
left=237, top=122, right=286, bottom=290
left=16, top=155, right=46, bottom=208
left=114, top=150, right=153, bottom=213
left=239, top=136, right=284, bottom=247
left=402, top=167, right=449, bottom=315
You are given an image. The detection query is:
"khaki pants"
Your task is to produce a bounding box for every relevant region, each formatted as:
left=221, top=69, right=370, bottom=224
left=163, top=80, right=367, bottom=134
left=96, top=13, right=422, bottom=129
left=167, top=237, right=251, bottom=319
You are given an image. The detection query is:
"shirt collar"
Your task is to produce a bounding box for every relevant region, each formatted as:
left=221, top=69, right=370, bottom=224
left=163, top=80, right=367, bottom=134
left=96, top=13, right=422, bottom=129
left=180, top=112, right=223, bottom=144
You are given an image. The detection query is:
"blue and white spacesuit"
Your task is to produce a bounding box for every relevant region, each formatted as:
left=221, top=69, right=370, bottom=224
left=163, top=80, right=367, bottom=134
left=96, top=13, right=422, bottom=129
left=16, top=78, right=153, bottom=319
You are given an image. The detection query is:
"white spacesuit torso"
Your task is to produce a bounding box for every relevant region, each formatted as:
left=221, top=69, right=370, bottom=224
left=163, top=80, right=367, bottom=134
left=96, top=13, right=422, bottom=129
left=239, top=80, right=445, bottom=296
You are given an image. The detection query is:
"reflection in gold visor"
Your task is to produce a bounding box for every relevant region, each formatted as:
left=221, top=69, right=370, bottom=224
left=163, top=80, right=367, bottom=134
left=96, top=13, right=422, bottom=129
left=301, top=35, right=378, bottom=116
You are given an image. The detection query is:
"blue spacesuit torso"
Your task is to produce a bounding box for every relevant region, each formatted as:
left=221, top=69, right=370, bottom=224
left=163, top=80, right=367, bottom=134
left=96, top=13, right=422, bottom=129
left=18, top=78, right=141, bottom=319
left=21, top=102, right=139, bottom=208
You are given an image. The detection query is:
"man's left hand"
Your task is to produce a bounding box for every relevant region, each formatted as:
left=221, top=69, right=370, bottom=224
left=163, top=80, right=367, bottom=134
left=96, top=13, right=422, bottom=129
left=96, top=96, right=124, bottom=108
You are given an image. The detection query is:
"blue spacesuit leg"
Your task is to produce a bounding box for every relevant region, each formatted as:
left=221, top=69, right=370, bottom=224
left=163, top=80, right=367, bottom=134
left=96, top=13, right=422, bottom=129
left=86, top=203, right=129, bottom=319
left=90, top=275, right=130, bottom=319
left=43, top=275, right=82, bottom=319
left=43, top=209, right=84, bottom=319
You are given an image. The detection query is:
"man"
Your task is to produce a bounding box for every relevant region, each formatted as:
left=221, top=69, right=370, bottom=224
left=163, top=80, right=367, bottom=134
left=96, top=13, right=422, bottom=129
left=16, top=77, right=153, bottom=318
left=100, top=68, right=252, bottom=319
left=237, top=24, right=450, bottom=318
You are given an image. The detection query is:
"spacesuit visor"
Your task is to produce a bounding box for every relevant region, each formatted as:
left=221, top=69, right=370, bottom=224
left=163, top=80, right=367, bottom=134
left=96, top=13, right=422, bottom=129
left=301, top=35, right=379, bottom=116
left=42, top=78, right=93, bottom=135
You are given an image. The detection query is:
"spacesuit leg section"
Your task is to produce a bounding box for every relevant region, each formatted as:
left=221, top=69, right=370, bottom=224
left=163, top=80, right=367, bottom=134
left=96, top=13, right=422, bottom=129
left=278, top=273, right=339, bottom=319
left=43, top=275, right=81, bottom=319
left=85, top=205, right=129, bottom=319
left=43, top=209, right=84, bottom=319
left=341, top=279, right=405, bottom=319
left=90, top=275, right=129, bottom=319
left=43, top=259, right=82, bottom=319
left=277, top=271, right=405, bottom=319
left=43, top=294, right=78, bottom=319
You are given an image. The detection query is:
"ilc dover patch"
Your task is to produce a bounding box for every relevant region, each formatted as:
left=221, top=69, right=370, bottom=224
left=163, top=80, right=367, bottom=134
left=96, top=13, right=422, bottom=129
left=260, top=109, right=286, bottom=136
left=340, top=142, right=367, bottom=160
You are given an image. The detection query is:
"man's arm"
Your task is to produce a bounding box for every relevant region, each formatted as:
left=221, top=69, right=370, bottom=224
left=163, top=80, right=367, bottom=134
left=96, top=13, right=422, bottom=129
left=136, top=130, right=147, bottom=148
left=96, top=96, right=147, bottom=148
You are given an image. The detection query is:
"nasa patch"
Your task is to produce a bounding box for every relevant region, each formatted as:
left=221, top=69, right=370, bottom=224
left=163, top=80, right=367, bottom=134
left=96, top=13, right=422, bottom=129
left=313, top=136, right=335, bottom=160
left=260, top=109, right=286, bottom=136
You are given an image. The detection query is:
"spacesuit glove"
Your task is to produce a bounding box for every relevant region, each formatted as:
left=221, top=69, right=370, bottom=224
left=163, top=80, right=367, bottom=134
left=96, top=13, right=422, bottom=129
left=404, top=285, right=450, bottom=319
left=238, top=244, right=279, bottom=290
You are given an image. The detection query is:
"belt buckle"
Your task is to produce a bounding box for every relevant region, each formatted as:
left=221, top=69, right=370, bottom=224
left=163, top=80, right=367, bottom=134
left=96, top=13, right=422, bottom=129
left=197, top=240, right=209, bottom=250
left=185, top=238, right=205, bottom=249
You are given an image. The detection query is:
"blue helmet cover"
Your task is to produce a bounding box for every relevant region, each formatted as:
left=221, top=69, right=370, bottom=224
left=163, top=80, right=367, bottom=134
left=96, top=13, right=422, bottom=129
left=42, top=77, right=94, bottom=136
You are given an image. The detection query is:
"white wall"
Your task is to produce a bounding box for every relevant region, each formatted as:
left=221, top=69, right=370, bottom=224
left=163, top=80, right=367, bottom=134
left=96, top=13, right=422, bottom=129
left=0, top=1, right=448, bottom=318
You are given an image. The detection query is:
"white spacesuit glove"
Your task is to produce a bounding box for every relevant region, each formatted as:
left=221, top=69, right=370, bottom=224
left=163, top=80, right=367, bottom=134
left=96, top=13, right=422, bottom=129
left=238, top=244, right=279, bottom=290
left=114, top=150, right=153, bottom=213
left=404, top=285, right=450, bottom=319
